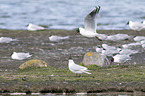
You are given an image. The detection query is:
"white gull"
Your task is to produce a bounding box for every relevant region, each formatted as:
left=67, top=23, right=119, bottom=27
left=49, top=35, right=69, bottom=42
left=27, top=23, right=46, bottom=31
left=0, top=37, right=17, bottom=43
left=11, top=52, right=32, bottom=60
left=127, top=21, right=145, bottom=31
left=68, top=58, right=91, bottom=75
left=76, top=6, right=102, bottom=41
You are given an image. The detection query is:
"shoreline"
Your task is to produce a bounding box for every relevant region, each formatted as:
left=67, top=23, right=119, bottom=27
left=0, top=29, right=145, bottom=93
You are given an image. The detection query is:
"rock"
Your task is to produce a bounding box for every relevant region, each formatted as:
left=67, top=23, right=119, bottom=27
left=82, top=52, right=111, bottom=67
left=19, top=59, right=48, bottom=69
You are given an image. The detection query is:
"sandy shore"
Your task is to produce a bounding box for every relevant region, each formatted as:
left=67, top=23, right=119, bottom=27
left=0, top=29, right=145, bottom=93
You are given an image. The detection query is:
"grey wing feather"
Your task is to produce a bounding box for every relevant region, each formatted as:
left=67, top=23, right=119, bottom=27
left=70, top=64, right=87, bottom=71
left=84, top=6, right=100, bottom=33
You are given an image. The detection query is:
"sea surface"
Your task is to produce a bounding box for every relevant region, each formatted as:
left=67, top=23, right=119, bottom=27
left=0, top=0, right=145, bottom=30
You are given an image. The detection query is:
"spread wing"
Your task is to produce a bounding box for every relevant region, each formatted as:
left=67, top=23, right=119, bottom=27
left=84, top=6, right=100, bottom=33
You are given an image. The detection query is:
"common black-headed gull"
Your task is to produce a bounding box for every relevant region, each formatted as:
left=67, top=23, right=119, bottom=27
left=76, top=6, right=102, bottom=41
left=119, top=49, right=139, bottom=55
left=106, top=34, right=131, bottom=41
left=0, top=37, right=18, bottom=43
left=122, top=42, right=141, bottom=49
left=113, top=54, right=131, bottom=64
left=49, top=35, right=69, bottom=42
left=11, top=52, right=32, bottom=60
left=101, top=49, right=119, bottom=56
left=68, top=58, right=91, bottom=75
left=102, top=44, right=116, bottom=50
left=27, top=23, right=46, bottom=31
left=127, top=21, right=145, bottom=31
left=133, top=36, right=145, bottom=42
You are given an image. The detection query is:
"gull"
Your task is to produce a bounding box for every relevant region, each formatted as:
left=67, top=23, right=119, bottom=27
left=106, top=34, right=131, bottom=41
left=102, top=49, right=118, bottom=56
left=68, top=58, right=91, bottom=75
left=76, top=6, right=102, bottom=41
left=133, top=36, right=145, bottom=42
left=49, top=35, right=69, bottom=42
left=11, top=52, right=32, bottom=60
left=119, top=49, right=139, bottom=55
left=27, top=23, right=46, bottom=31
left=101, top=49, right=119, bottom=56
left=113, top=54, right=131, bottom=64
left=101, top=44, right=121, bottom=56
left=122, top=42, right=142, bottom=49
left=102, top=44, right=117, bottom=50
left=127, top=21, right=145, bottom=31
left=0, top=37, right=17, bottom=43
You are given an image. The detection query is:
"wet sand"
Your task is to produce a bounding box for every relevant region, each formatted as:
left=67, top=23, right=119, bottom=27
left=0, top=29, right=145, bottom=93
left=0, top=29, right=145, bottom=71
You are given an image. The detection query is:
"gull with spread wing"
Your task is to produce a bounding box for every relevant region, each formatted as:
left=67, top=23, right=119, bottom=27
left=76, top=6, right=102, bottom=41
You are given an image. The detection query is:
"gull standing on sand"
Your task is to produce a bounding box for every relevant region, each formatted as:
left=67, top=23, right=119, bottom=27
left=133, top=36, right=145, bottom=42
left=122, top=42, right=142, bottom=49
left=49, top=35, right=69, bottom=42
left=27, top=23, right=46, bottom=31
left=102, top=44, right=117, bottom=50
left=119, top=49, right=139, bottom=56
left=76, top=6, right=102, bottom=41
left=68, top=58, right=91, bottom=75
left=0, top=37, right=18, bottom=43
left=113, top=54, right=131, bottom=64
left=106, top=34, right=131, bottom=41
left=11, top=52, right=32, bottom=60
left=127, top=21, right=145, bottom=31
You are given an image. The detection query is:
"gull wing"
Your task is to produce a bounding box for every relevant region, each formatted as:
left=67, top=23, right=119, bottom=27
left=84, top=6, right=100, bottom=33
left=70, top=63, right=88, bottom=71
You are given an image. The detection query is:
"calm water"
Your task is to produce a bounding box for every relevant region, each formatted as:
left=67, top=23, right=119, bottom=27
left=0, top=0, right=145, bottom=30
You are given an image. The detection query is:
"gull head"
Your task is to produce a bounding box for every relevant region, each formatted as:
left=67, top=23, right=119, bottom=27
left=75, top=27, right=84, bottom=35
left=126, top=21, right=129, bottom=25
left=26, top=24, right=29, bottom=27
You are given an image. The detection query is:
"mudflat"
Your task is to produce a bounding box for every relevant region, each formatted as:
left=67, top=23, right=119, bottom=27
left=0, top=29, right=145, bottom=93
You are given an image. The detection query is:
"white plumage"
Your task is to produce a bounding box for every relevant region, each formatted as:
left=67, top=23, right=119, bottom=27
left=0, top=37, right=17, bottom=43
left=78, top=6, right=102, bottom=41
left=68, top=59, right=91, bottom=74
left=101, top=49, right=119, bottom=56
left=27, top=23, right=46, bottom=31
left=113, top=54, right=131, bottom=63
left=127, top=21, right=145, bottom=31
left=106, top=34, right=131, bottom=41
left=133, top=36, right=145, bottom=42
left=11, top=52, right=32, bottom=60
left=49, top=35, right=69, bottom=42
left=102, top=44, right=116, bottom=50
left=119, top=49, right=139, bottom=55
left=122, top=42, right=141, bottom=49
